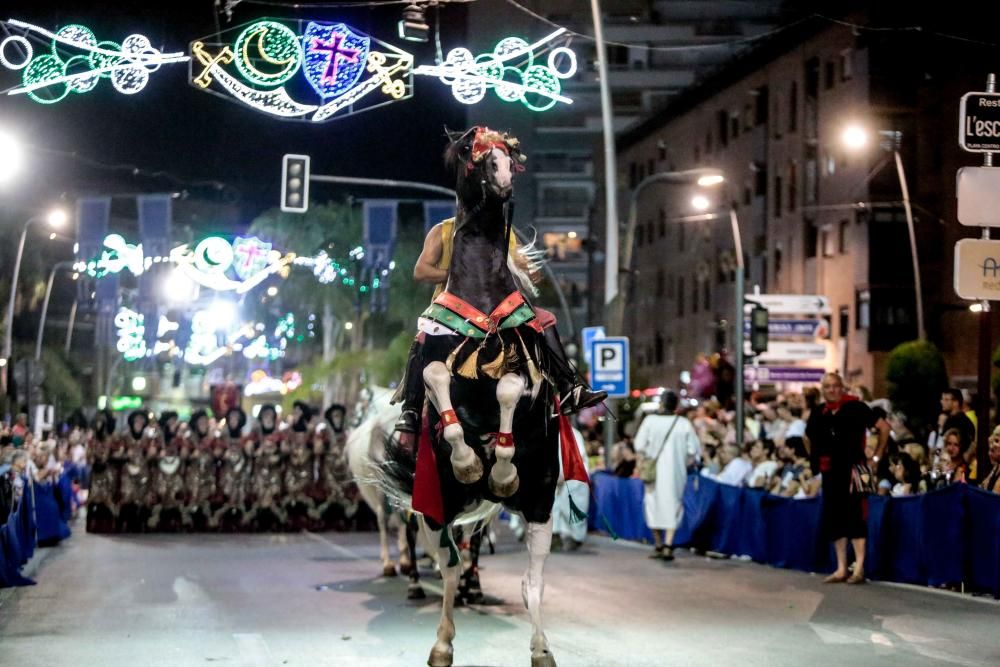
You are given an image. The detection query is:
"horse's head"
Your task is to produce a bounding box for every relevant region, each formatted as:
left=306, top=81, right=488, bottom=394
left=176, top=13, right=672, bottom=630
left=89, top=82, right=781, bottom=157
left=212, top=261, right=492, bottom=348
left=445, top=126, right=525, bottom=207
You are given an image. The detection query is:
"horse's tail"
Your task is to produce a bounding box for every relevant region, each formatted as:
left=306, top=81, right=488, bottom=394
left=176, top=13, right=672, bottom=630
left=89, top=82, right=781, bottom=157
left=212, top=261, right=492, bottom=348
left=361, top=433, right=416, bottom=512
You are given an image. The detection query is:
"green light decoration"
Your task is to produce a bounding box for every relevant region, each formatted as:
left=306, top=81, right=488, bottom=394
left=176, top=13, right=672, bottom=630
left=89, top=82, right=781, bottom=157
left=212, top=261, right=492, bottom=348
left=233, top=20, right=303, bottom=87
left=1, top=18, right=189, bottom=103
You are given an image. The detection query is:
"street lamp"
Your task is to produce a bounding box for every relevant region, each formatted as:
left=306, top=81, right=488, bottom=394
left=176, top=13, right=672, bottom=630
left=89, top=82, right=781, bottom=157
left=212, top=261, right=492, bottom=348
left=35, top=261, right=75, bottom=361
left=0, top=131, right=23, bottom=184
left=840, top=123, right=925, bottom=340
left=2, top=208, right=70, bottom=393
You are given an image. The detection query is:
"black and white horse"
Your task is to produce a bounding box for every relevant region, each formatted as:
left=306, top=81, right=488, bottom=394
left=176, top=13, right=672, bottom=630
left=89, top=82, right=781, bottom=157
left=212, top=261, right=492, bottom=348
left=382, top=127, right=560, bottom=667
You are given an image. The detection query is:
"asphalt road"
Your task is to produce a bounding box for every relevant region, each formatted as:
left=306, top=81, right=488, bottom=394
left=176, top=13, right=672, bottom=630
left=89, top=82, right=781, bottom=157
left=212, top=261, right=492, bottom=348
left=2, top=522, right=1000, bottom=666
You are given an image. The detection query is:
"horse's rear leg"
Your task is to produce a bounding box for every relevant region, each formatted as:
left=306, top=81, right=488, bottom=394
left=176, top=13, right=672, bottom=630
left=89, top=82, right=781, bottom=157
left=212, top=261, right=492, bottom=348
left=375, top=498, right=397, bottom=577
left=489, top=373, right=524, bottom=498
left=407, top=514, right=426, bottom=600
left=524, top=517, right=557, bottom=667
left=422, top=521, right=461, bottom=667
left=423, top=361, right=483, bottom=483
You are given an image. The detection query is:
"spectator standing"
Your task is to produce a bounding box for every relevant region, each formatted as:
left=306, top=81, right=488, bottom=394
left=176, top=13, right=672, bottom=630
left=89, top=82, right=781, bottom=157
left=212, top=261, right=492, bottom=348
left=940, top=389, right=975, bottom=468
left=806, top=373, right=875, bottom=584
left=634, top=391, right=700, bottom=561
left=980, top=426, right=1000, bottom=494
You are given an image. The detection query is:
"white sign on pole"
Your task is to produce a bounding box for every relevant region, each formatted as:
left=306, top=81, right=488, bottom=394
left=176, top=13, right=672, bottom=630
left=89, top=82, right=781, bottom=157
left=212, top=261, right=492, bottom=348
left=957, top=167, right=1000, bottom=227
left=954, top=238, right=1000, bottom=300
left=745, top=294, right=831, bottom=315
left=959, top=92, right=1000, bottom=153
left=746, top=341, right=828, bottom=362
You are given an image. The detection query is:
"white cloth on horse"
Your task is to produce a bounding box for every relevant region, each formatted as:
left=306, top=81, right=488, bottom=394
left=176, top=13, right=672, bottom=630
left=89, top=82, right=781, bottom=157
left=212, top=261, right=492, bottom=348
left=552, top=427, right=589, bottom=543
left=634, top=414, right=699, bottom=531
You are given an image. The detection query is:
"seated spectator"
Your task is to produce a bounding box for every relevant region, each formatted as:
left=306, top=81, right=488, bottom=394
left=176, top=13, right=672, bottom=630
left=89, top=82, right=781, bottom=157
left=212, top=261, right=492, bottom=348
left=769, top=436, right=819, bottom=497
left=883, top=452, right=923, bottom=496
left=746, top=439, right=779, bottom=488
left=784, top=406, right=806, bottom=440
left=610, top=437, right=637, bottom=478
left=703, top=442, right=752, bottom=486
left=980, top=426, right=1000, bottom=494
left=929, top=428, right=968, bottom=489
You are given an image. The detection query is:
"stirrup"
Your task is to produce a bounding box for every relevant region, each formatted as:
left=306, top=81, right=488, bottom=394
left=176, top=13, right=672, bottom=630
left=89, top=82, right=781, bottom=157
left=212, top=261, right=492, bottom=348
left=559, top=385, right=607, bottom=415
left=393, top=408, right=420, bottom=435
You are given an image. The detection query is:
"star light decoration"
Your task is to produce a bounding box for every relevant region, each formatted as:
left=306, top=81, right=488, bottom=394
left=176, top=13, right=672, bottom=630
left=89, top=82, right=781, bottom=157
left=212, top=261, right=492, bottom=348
left=0, top=19, right=189, bottom=103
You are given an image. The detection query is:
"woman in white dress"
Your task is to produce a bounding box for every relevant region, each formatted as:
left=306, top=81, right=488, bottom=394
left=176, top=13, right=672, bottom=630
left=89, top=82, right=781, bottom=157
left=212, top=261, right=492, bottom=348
left=634, top=392, right=700, bottom=560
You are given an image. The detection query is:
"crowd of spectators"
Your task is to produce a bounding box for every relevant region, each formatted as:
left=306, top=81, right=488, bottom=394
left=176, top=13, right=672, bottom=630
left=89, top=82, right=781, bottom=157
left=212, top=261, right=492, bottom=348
left=604, top=384, right=1000, bottom=500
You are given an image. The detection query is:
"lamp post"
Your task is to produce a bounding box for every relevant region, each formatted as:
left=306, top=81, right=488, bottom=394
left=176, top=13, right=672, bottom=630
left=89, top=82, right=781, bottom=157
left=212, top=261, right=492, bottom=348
left=841, top=124, right=925, bottom=340
left=35, top=261, right=75, bottom=362
left=604, top=169, right=726, bottom=461
left=2, top=209, right=68, bottom=395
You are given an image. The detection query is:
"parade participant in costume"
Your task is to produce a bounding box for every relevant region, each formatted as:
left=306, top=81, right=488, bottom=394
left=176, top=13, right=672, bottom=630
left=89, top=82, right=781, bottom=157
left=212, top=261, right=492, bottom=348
left=390, top=132, right=605, bottom=439
left=86, top=412, right=118, bottom=533
left=123, top=410, right=150, bottom=452
left=315, top=403, right=357, bottom=526
left=116, top=432, right=152, bottom=533
left=183, top=420, right=217, bottom=529
left=245, top=420, right=287, bottom=530
left=147, top=428, right=186, bottom=531
left=251, top=404, right=280, bottom=451
left=159, top=411, right=180, bottom=443
left=224, top=407, right=247, bottom=443
left=282, top=429, right=318, bottom=526
left=210, top=429, right=251, bottom=529
left=291, top=400, right=313, bottom=434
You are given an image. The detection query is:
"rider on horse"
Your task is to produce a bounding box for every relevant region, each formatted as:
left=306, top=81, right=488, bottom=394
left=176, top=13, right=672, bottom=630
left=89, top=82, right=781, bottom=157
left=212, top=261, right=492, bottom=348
left=391, top=131, right=606, bottom=440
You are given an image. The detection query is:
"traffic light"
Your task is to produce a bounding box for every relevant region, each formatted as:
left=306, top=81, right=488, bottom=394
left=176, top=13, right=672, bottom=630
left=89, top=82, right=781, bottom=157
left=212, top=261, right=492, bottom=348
left=749, top=305, right=769, bottom=355
left=281, top=154, right=310, bottom=213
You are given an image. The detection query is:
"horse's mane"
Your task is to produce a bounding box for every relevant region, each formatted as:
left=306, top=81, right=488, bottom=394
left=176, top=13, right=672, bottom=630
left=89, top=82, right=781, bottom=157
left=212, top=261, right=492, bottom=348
left=508, top=228, right=546, bottom=298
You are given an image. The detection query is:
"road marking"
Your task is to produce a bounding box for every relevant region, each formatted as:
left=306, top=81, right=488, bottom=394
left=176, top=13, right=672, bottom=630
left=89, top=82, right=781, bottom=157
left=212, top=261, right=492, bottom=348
left=233, top=633, right=274, bottom=666
left=303, top=530, right=366, bottom=560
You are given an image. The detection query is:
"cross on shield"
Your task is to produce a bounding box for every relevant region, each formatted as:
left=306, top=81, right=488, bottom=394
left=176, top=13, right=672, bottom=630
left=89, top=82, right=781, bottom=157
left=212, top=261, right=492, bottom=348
left=302, top=22, right=370, bottom=100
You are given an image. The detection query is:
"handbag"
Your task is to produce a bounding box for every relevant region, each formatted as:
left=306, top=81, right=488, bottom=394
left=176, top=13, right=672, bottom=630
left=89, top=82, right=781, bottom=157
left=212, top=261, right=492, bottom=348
left=638, top=416, right=680, bottom=484
left=849, top=462, right=877, bottom=495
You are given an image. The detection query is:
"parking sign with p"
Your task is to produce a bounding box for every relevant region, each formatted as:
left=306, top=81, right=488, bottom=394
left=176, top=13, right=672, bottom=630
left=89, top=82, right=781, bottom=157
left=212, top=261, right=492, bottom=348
left=590, top=336, right=629, bottom=399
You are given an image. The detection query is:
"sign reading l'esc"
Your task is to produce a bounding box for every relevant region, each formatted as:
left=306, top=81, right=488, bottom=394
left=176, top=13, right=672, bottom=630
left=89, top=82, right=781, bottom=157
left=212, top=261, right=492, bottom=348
left=960, top=92, right=1000, bottom=152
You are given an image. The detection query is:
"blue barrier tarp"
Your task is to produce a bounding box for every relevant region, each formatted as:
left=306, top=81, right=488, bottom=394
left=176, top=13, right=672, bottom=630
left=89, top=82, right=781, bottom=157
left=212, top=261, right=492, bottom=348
left=588, top=473, right=1000, bottom=596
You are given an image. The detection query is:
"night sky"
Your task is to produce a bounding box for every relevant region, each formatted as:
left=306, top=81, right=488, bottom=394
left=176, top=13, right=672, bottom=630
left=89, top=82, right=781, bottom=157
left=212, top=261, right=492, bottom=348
left=1, top=0, right=470, bottom=223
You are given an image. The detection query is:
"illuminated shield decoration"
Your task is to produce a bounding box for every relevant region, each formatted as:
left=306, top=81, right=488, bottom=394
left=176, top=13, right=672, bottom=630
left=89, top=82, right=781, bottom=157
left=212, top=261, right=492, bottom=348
left=302, top=22, right=369, bottom=99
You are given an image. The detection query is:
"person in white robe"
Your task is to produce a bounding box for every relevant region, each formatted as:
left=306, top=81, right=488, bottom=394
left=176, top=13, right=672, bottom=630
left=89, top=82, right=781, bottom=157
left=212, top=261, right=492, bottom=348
left=633, top=392, right=700, bottom=559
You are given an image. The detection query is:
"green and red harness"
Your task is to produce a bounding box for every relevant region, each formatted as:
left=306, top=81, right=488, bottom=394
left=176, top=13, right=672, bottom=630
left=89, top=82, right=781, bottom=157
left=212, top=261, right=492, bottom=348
left=420, top=290, right=541, bottom=338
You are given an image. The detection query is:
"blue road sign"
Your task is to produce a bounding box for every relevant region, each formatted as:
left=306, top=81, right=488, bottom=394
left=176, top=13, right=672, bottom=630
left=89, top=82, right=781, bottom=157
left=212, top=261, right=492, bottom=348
left=590, top=336, right=629, bottom=399
left=581, top=326, right=606, bottom=365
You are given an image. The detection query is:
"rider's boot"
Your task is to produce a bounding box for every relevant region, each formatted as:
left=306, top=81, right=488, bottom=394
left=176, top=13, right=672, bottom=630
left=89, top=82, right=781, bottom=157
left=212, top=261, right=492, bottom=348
left=392, top=338, right=426, bottom=443
left=541, top=326, right=607, bottom=414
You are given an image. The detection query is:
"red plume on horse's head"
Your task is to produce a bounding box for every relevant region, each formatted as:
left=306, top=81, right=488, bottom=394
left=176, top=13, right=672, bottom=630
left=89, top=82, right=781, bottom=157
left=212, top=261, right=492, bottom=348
left=444, top=125, right=527, bottom=174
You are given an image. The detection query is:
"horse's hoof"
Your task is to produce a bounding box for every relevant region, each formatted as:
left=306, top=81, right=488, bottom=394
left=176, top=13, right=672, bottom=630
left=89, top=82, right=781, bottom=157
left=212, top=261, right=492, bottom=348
left=452, top=456, right=483, bottom=484
left=382, top=564, right=398, bottom=577
left=428, top=646, right=453, bottom=667
left=489, top=473, right=520, bottom=498
left=399, top=560, right=414, bottom=575
left=531, top=652, right=557, bottom=667
left=407, top=584, right=426, bottom=600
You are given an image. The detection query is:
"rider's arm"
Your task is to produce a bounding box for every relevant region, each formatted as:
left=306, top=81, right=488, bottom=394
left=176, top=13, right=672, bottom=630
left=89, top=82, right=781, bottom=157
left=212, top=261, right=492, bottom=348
left=413, top=224, right=448, bottom=285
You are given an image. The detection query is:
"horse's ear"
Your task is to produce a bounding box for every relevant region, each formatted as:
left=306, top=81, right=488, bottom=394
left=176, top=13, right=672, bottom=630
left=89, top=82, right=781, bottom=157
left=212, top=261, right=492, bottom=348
left=443, top=126, right=465, bottom=143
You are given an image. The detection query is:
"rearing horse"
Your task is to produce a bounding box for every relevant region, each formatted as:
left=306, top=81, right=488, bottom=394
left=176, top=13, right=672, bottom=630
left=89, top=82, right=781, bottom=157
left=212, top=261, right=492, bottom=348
left=382, top=126, right=561, bottom=667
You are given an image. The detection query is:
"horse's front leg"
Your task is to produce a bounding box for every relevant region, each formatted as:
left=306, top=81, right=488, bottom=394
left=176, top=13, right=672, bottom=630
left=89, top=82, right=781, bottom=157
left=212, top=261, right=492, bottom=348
left=489, top=373, right=524, bottom=497
left=406, top=514, right=426, bottom=600
left=524, top=517, right=556, bottom=667
left=374, top=495, right=397, bottom=576
left=423, top=360, right=483, bottom=483
left=422, top=520, right=461, bottom=667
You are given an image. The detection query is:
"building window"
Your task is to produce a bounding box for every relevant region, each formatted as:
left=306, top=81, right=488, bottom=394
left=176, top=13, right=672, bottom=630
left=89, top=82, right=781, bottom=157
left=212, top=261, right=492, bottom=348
left=754, top=163, right=767, bottom=196
left=655, top=332, right=664, bottom=365
left=658, top=142, right=667, bottom=161
left=774, top=243, right=783, bottom=279
left=646, top=220, right=654, bottom=244
left=538, top=186, right=591, bottom=218
left=821, top=224, right=836, bottom=257
left=856, top=289, right=870, bottom=329
left=656, top=269, right=665, bottom=297
left=542, top=232, right=585, bottom=261
left=703, top=279, right=711, bottom=310
left=838, top=219, right=849, bottom=253
left=692, top=279, right=699, bottom=314
left=805, top=158, right=818, bottom=205
left=628, top=162, right=637, bottom=188
left=824, top=60, right=835, bottom=90
left=730, top=112, right=740, bottom=140
left=678, top=221, right=686, bottom=252
left=805, top=220, right=818, bottom=258
left=773, top=175, right=783, bottom=218
left=755, top=85, right=769, bottom=125
left=636, top=225, right=644, bottom=247
left=805, top=57, right=820, bottom=97
left=772, top=90, right=782, bottom=139
left=677, top=276, right=685, bottom=316
left=840, top=49, right=853, bottom=81
left=787, top=162, right=797, bottom=213
left=659, top=208, right=666, bottom=238
left=717, top=110, right=729, bottom=147
left=743, top=103, right=754, bottom=130
left=647, top=158, right=655, bottom=177
left=788, top=81, right=798, bottom=133
left=839, top=305, right=849, bottom=338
